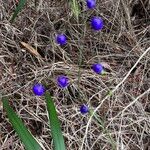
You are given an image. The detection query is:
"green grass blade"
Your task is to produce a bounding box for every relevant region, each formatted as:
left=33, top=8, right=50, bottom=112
left=70, top=0, right=80, bottom=21
left=45, top=92, right=66, bottom=150
left=2, top=97, right=42, bottom=150
left=10, top=0, right=27, bottom=22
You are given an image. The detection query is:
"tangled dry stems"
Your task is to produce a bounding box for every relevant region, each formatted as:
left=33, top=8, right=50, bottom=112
left=0, top=0, right=150, bottom=149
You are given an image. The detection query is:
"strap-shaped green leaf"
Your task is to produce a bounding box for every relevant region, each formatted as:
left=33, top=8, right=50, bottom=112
left=2, top=97, right=42, bottom=150
left=10, top=0, right=27, bottom=22
left=45, top=92, right=66, bottom=150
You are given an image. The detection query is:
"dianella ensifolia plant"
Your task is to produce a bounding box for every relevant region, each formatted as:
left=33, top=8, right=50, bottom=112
left=3, top=0, right=117, bottom=149
left=2, top=77, right=69, bottom=150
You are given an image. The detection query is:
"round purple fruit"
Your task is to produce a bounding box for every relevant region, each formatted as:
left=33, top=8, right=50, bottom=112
left=86, top=0, right=96, bottom=9
left=56, top=34, right=67, bottom=45
left=32, top=83, right=45, bottom=96
left=80, top=105, right=89, bottom=114
left=92, top=63, right=104, bottom=74
left=91, top=17, right=104, bottom=30
left=57, top=75, right=69, bottom=88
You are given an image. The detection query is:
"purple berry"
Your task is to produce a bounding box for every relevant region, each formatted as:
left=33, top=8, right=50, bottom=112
left=92, top=63, right=103, bottom=74
left=86, top=0, right=96, bottom=9
left=91, top=17, right=104, bottom=30
left=32, top=83, right=45, bottom=96
left=56, top=34, right=67, bottom=45
left=57, top=75, right=69, bottom=88
left=80, top=105, right=89, bottom=114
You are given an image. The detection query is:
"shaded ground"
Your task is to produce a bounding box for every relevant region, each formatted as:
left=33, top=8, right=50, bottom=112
left=0, top=0, right=150, bottom=149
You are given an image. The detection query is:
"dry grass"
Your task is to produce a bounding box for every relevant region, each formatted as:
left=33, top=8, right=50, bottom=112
left=0, top=0, right=150, bottom=149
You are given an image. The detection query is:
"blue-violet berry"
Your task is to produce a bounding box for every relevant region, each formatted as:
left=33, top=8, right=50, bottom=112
left=80, top=105, right=89, bottom=114
left=57, top=75, right=69, bottom=88
left=86, top=0, right=96, bottom=9
left=56, top=34, right=67, bottom=45
left=91, top=17, right=104, bottom=30
left=32, top=83, right=45, bottom=96
left=92, top=63, right=103, bottom=74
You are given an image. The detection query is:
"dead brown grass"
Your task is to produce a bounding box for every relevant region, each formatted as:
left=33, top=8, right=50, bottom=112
left=0, top=0, right=150, bottom=149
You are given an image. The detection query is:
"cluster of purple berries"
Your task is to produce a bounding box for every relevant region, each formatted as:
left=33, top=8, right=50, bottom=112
left=33, top=63, right=103, bottom=114
left=32, top=84, right=89, bottom=114
left=33, top=0, right=104, bottom=115
left=56, top=0, right=103, bottom=46
left=33, top=75, right=69, bottom=96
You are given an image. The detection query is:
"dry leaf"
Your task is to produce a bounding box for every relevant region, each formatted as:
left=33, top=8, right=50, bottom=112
left=21, top=42, right=41, bottom=57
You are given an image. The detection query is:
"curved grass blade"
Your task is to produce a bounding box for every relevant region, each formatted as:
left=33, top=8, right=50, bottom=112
left=10, top=0, right=27, bottom=22
left=2, top=97, right=42, bottom=150
left=45, top=92, right=66, bottom=150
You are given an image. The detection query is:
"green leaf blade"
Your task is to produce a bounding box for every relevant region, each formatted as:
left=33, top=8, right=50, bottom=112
left=10, top=0, right=27, bottom=22
left=2, top=97, right=42, bottom=150
left=45, top=92, right=66, bottom=150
